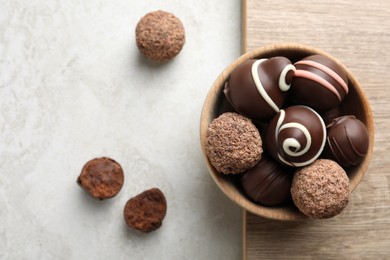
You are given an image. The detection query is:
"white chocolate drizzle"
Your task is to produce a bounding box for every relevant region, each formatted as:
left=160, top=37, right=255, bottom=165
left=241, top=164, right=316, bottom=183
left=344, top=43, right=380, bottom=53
left=275, top=106, right=326, bottom=167
left=278, top=64, right=296, bottom=91
left=251, top=59, right=280, bottom=113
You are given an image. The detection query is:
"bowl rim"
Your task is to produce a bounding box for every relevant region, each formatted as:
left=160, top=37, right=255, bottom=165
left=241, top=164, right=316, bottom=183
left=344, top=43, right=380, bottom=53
left=200, top=43, right=374, bottom=221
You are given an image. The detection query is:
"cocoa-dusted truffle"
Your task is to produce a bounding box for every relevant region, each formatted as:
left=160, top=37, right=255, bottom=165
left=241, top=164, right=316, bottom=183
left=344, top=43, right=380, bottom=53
left=224, top=57, right=295, bottom=122
left=205, top=112, right=262, bottom=174
left=241, top=156, right=293, bottom=206
left=77, top=157, right=124, bottom=200
left=124, top=188, right=167, bottom=233
left=136, top=10, right=185, bottom=61
left=290, top=54, right=348, bottom=112
left=266, top=105, right=326, bottom=167
left=291, top=159, right=350, bottom=219
left=325, top=115, right=369, bottom=168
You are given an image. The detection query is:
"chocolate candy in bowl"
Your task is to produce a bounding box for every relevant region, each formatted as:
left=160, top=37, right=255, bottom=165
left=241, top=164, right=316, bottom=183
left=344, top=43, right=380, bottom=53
left=240, top=155, right=293, bottom=206
left=290, top=54, right=349, bottom=112
left=224, top=57, right=295, bottom=122
left=324, top=115, right=369, bottom=168
left=266, top=105, right=326, bottom=167
left=200, top=43, right=374, bottom=220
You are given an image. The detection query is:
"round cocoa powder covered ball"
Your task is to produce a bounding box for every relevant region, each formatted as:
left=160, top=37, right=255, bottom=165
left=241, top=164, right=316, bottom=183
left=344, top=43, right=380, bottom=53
left=136, top=10, right=185, bottom=61
left=291, top=159, right=349, bottom=219
left=205, top=112, right=263, bottom=174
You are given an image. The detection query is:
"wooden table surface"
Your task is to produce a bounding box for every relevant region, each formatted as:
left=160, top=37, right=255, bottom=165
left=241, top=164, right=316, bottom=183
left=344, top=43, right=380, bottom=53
left=242, top=0, right=390, bottom=259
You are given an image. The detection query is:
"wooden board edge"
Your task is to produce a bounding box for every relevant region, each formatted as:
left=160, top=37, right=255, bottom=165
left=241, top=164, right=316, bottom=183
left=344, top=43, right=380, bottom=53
left=242, top=209, right=247, bottom=260
left=241, top=1, right=247, bottom=260
left=241, top=0, right=247, bottom=54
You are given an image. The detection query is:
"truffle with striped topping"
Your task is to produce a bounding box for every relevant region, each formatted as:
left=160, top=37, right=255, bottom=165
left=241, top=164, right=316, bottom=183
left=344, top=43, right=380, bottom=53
left=265, top=105, right=326, bottom=167
left=224, top=57, right=295, bottom=122
left=324, top=115, right=369, bottom=168
left=240, top=155, right=293, bottom=206
left=290, top=54, right=348, bottom=112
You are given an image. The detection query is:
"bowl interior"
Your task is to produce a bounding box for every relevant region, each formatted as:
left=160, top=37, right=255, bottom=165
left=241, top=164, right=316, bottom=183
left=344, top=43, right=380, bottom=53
left=200, top=43, right=374, bottom=221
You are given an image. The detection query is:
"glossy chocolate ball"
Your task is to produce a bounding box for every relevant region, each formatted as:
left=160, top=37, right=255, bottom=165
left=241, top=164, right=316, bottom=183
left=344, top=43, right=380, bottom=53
left=290, top=54, right=348, bottom=112
left=266, top=105, right=326, bottom=167
left=325, top=115, right=369, bottom=168
left=224, top=57, right=295, bottom=122
left=241, top=156, right=293, bottom=206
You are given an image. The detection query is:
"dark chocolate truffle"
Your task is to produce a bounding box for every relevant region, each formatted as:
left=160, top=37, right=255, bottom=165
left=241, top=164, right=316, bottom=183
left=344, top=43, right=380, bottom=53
left=77, top=157, right=124, bottom=200
left=124, top=188, right=167, bottom=232
left=290, top=54, right=348, bottom=112
left=325, top=115, right=369, bottom=168
left=291, top=159, right=350, bottom=219
left=205, top=112, right=262, bottom=174
left=241, top=156, right=293, bottom=206
left=266, top=105, right=326, bottom=167
left=321, top=106, right=342, bottom=125
left=224, top=57, right=295, bottom=122
left=136, top=10, right=185, bottom=61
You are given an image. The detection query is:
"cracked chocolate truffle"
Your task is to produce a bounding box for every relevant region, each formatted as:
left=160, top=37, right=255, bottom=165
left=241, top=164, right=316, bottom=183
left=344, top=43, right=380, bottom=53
left=205, top=112, right=262, bottom=174
left=136, top=10, right=185, bottom=61
left=290, top=54, right=348, bottom=112
left=124, top=188, right=167, bottom=232
left=291, top=159, right=350, bottom=219
left=224, top=57, right=295, bottom=122
left=266, top=105, right=326, bottom=167
left=241, top=156, right=293, bottom=206
left=325, top=115, right=369, bottom=168
left=77, top=157, right=124, bottom=200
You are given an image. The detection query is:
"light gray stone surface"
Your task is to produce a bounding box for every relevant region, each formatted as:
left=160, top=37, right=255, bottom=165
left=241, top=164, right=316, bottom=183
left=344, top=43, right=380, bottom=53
left=0, top=0, right=241, bottom=259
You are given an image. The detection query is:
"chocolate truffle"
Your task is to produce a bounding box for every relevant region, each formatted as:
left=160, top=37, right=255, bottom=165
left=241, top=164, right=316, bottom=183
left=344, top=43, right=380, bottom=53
left=77, top=157, right=124, bottom=200
left=205, top=112, right=262, bottom=174
left=124, top=188, right=167, bottom=232
left=325, top=115, right=369, bottom=168
left=136, top=10, right=185, bottom=61
left=321, top=106, right=342, bottom=125
left=241, top=156, right=293, bottom=206
left=291, top=159, right=350, bottom=219
left=290, top=54, right=348, bottom=112
left=224, top=57, right=295, bottom=122
left=266, top=105, right=326, bottom=167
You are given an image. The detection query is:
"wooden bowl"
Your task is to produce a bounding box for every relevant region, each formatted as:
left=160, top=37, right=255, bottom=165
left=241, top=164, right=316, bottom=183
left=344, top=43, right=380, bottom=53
left=200, top=43, right=374, bottom=221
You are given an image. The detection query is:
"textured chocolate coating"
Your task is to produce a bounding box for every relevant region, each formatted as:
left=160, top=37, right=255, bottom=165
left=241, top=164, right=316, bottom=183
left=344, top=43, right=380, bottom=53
left=266, top=105, right=326, bottom=167
left=290, top=54, right=348, bottom=112
left=205, top=112, right=262, bottom=174
left=325, top=115, right=369, bottom=168
left=241, top=156, right=293, bottom=206
left=77, top=157, right=124, bottom=200
left=224, top=57, right=295, bottom=122
left=124, top=188, right=167, bottom=232
left=136, top=10, right=185, bottom=61
left=291, top=159, right=349, bottom=219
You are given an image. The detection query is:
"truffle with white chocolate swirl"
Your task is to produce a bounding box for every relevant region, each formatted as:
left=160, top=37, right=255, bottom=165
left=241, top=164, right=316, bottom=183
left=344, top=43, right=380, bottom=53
left=224, top=57, right=296, bottom=122
left=266, top=105, right=326, bottom=167
left=290, top=54, right=348, bottom=112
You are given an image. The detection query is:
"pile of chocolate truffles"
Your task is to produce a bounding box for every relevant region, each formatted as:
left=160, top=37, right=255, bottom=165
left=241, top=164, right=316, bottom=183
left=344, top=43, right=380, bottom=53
left=205, top=55, right=369, bottom=219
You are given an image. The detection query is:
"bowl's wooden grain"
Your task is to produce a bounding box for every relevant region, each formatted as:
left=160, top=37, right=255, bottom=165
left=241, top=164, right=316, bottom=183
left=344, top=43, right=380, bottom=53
left=200, top=43, right=374, bottom=221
